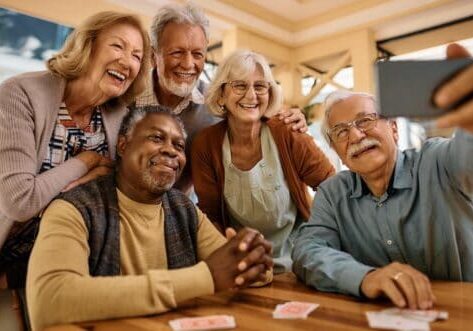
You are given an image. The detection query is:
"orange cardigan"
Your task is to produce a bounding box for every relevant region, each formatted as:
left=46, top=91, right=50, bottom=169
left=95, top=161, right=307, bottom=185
left=191, top=118, right=335, bottom=231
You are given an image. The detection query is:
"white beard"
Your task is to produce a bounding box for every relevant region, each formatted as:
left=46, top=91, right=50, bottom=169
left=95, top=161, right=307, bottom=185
left=142, top=168, right=174, bottom=193
left=157, top=59, right=198, bottom=98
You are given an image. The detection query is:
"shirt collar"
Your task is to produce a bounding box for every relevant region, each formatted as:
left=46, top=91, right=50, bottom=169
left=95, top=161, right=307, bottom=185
left=350, top=174, right=365, bottom=199
left=134, top=69, right=204, bottom=114
left=391, top=149, right=413, bottom=190
left=349, top=149, right=412, bottom=199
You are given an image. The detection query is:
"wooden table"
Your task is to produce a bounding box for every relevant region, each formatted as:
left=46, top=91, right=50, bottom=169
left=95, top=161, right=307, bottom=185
left=45, top=273, right=473, bottom=331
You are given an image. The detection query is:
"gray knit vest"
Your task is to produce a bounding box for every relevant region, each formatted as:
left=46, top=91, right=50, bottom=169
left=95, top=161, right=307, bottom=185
left=59, top=173, right=198, bottom=276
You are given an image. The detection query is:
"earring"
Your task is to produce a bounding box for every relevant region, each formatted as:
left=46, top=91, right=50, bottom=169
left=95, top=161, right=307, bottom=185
left=219, top=104, right=226, bottom=112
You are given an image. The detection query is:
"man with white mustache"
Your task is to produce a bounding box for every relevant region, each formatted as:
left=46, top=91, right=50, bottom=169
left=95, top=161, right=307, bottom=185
left=347, top=137, right=381, bottom=159
left=292, top=48, right=473, bottom=311
left=134, top=3, right=307, bottom=194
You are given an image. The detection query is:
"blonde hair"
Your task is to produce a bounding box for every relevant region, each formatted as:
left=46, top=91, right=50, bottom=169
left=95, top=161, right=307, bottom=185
left=206, top=50, right=282, bottom=118
left=47, top=11, right=151, bottom=106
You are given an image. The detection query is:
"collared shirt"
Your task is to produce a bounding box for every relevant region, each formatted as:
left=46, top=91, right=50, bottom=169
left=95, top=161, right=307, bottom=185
left=292, top=130, right=473, bottom=297
left=134, top=69, right=204, bottom=115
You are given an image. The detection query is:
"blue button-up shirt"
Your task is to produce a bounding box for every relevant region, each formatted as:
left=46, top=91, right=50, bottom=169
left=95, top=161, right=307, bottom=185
left=293, top=130, right=473, bottom=297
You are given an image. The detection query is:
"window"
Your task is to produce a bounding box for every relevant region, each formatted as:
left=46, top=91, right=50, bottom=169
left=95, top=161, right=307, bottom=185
left=0, top=8, right=72, bottom=83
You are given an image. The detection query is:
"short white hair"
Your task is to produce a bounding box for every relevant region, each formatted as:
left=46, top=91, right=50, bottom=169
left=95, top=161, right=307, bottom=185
left=206, top=50, right=283, bottom=118
left=150, top=2, right=209, bottom=51
left=321, top=90, right=376, bottom=144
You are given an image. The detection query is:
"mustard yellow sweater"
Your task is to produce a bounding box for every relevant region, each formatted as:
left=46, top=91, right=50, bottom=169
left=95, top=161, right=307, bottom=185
left=26, top=189, right=226, bottom=331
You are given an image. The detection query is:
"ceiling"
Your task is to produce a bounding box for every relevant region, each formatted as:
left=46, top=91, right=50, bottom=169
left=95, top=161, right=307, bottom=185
left=223, top=0, right=360, bottom=22
left=110, top=0, right=473, bottom=47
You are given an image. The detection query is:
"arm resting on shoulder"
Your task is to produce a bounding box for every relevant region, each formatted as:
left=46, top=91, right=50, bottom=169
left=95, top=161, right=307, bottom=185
left=273, top=119, right=334, bottom=189
left=0, top=80, right=87, bottom=221
left=293, top=132, right=335, bottom=189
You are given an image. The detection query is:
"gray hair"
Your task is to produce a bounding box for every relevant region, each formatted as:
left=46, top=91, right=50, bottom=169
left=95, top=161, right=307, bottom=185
left=321, top=90, right=376, bottom=144
left=150, top=2, right=209, bottom=51
left=119, top=106, right=187, bottom=140
left=206, top=50, right=283, bottom=118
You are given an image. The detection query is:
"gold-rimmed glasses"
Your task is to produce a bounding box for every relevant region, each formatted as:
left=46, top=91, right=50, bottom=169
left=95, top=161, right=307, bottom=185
left=226, top=80, right=270, bottom=95
left=327, top=113, right=384, bottom=143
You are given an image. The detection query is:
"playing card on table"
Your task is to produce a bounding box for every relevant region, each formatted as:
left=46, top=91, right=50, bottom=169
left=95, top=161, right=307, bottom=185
left=366, top=311, right=430, bottom=331
left=382, top=308, right=449, bottom=322
left=272, top=301, right=319, bottom=319
left=169, top=315, right=236, bottom=331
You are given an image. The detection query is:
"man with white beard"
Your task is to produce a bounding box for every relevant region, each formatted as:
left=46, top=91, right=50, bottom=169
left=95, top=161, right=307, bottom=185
left=292, top=84, right=473, bottom=311
left=134, top=3, right=307, bottom=193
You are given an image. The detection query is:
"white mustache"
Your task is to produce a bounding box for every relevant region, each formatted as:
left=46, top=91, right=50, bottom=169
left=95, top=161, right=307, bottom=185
left=347, top=137, right=381, bottom=158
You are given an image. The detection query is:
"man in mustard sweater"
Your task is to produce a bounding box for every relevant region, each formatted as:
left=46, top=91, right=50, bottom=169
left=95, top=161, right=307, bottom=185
left=26, top=107, right=273, bottom=331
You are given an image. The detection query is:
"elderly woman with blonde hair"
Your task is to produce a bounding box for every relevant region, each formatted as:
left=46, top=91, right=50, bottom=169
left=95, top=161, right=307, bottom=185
left=191, top=50, right=334, bottom=273
left=0, top=11, right=151, bottom=295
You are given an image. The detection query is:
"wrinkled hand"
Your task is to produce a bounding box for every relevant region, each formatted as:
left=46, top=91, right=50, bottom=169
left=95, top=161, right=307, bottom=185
left=226, top=227, right=273, bottom=286
left=206, top=227, right=273, bottom=292
left=64, top=151, right=114, bottom=191
left=75, top=151, right=113, bottom=170
left=63, top=165, right=113, bottom=192
left=278, top=106, right=308, bottom=133
left=361, top=262, right=435, bottom=310
left=225, top=227, right=272, bottom=255
left=435, top=43, right=473, bottom=132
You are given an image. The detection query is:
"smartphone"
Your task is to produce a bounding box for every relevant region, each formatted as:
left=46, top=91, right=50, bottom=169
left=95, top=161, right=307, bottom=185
left=375, top=58, right=473, bottom=119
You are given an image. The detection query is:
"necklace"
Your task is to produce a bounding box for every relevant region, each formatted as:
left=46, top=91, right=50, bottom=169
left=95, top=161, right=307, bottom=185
left=67, top=104, right=101, bottom=131
left=77, top=121, right=92, bottom=131
left=73, top=114, right=93, bottom=131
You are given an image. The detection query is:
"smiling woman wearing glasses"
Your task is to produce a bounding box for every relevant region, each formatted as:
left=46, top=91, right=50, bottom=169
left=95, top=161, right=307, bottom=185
left=191, top=50, right=334, bottom=273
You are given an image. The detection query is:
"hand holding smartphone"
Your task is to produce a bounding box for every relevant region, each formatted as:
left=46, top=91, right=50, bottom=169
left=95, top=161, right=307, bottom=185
left=375, top=58, right=473, bottom=119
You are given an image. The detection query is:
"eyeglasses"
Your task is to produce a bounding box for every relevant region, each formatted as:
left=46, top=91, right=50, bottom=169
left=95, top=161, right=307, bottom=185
left=226, top=80, right=270, bottom=95
left=327, top=113, right=383, bottom=143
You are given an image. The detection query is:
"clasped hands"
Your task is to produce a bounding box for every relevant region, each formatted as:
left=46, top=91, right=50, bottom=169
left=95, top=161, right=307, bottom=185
left=205, top=227, right=273, bottom=292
